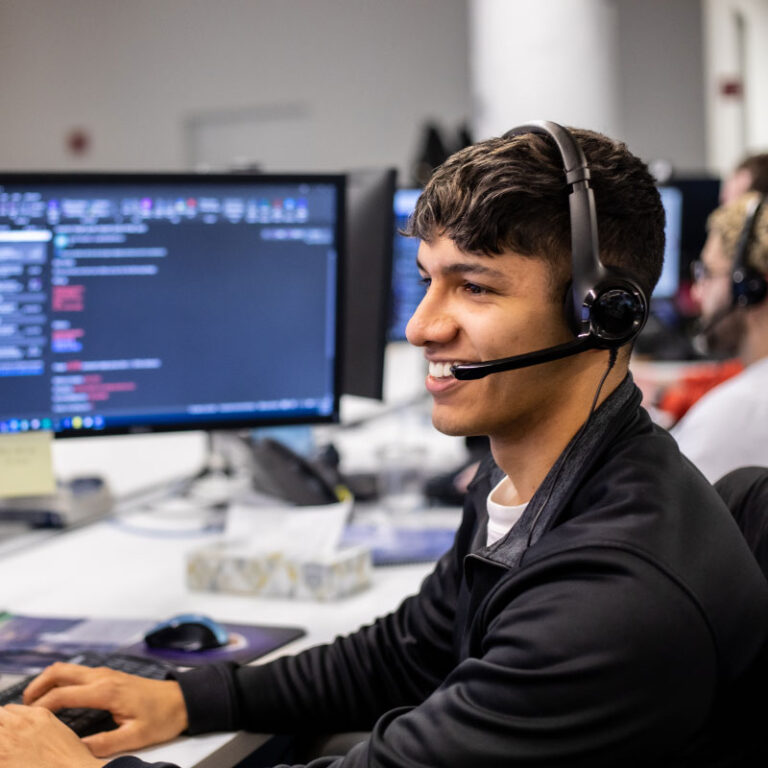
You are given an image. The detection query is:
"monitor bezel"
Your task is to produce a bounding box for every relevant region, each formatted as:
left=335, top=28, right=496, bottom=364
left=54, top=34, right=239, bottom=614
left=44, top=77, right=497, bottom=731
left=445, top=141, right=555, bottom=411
left=0, top=170, right=346, bottom=438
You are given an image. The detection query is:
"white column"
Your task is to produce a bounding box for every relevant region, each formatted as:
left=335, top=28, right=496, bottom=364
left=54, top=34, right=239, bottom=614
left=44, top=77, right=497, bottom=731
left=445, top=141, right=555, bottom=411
left=468, top=0, right=621, bottom=140
left=703, top=0, right=768, bottom=177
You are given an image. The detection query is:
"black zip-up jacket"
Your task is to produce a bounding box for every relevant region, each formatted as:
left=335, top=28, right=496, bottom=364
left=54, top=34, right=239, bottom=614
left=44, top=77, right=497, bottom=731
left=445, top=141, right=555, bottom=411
left=108, top=378, right=768, bottom=767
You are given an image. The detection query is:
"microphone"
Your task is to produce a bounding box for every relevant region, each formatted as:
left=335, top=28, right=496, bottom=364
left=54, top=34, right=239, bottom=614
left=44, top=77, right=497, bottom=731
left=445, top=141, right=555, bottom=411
left=451, top=336, right=598, bottom=380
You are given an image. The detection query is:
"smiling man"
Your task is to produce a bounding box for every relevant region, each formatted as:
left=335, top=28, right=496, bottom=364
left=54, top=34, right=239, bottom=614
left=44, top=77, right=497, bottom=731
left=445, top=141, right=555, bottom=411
left=3, top=125, right=768, bottom=768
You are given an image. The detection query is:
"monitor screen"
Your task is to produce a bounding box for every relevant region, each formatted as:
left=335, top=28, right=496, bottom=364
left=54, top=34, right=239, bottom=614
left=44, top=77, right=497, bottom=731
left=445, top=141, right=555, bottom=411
left=666, top=176, right=722, bottom=278
left=0, top=173, right=344, bottom=437
left=388, top=188, right=422, bottom=341
left=655, top=185, right=684, bottom=299
left=342, top=168, right=397, bottom=399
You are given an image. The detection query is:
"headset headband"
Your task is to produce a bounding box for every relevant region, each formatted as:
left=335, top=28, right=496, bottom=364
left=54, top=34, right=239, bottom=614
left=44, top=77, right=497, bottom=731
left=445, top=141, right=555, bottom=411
left=503, top=120, right=647, bottom=345
left=732, top=193, right=767, bottom=308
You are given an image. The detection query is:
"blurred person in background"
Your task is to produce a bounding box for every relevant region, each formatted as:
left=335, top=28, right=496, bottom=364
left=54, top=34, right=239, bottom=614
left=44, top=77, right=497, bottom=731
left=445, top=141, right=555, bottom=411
left=672, top=191, right=768, bottom=482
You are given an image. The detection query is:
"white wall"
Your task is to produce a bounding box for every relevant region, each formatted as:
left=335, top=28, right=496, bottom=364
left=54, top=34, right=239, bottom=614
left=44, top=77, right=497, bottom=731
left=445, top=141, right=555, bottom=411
left=615, top=0, right=708, bottom=173
left=703, top=0, right=768, bottom=176
left=467, top=0, right=708, bottom=173
left=469, top=0, right=621, bottom=140
left=0, top=0, right=716, bottom=176
left=0, top=0, right=472, bottom=178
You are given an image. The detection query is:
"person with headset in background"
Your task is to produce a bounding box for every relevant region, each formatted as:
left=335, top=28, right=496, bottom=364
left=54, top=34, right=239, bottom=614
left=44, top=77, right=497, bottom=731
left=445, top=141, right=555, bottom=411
left=2, top=123, right=768, bottom=768
left=671, top=192, right=768, bottom=483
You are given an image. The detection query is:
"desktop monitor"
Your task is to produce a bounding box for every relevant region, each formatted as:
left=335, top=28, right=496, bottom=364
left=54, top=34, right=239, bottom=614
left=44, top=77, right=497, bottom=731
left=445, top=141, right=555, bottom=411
left=388, top=188, right=422, bottom=342
left=0, top=173, right=345, bottom=437
left=655, top=185, right=684, bottom=300
left=665, top=176, right=722, bottom=277
left=342, top=168, right=397, bottom=399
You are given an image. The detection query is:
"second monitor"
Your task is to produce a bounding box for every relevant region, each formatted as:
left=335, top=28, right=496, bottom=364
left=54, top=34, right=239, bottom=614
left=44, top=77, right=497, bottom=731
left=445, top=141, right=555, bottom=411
left=342, top=168, right=397, bottom=400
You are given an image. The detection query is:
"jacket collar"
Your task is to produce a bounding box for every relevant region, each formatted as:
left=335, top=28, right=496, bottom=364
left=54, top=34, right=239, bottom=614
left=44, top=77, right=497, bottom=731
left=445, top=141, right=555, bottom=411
left=477, top=373, right=642, bottom=569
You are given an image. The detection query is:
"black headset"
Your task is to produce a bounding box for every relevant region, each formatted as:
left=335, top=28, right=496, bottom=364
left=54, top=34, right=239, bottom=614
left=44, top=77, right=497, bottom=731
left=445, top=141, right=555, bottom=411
left=451, top=120, right=649, bottom=381
left=731, top=193, right=767, bottom=308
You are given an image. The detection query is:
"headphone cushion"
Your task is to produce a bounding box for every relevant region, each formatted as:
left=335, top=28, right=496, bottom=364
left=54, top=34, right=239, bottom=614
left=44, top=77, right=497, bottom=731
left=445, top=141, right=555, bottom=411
left=733, top=266, right=768, bottom=307
left=590, top=286, right=647, bottom=344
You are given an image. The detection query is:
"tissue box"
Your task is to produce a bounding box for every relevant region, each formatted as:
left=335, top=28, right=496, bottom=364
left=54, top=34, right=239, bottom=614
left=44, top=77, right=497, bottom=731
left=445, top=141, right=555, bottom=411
left=186, top=539, right=372, bottom=601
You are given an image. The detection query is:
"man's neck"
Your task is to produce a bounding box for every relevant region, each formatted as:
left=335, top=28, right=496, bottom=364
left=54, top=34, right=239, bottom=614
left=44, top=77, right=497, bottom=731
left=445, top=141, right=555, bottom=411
left=488, top=360, right=627, bottom=506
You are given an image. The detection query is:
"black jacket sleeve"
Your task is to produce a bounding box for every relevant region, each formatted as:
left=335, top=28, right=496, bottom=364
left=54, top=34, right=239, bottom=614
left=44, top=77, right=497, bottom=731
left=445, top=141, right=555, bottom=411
left=175, top=548, right=717, bottom=767
left=273, top=549, right=717, bottom=768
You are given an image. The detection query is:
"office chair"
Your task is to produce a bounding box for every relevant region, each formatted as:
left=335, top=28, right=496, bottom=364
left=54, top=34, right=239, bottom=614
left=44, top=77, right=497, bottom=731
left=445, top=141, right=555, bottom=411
left=714, top=465, right=768, bottom=581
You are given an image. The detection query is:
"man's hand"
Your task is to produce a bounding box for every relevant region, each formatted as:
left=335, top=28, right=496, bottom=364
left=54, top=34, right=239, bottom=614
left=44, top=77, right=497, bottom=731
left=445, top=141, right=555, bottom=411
left=0, top=703, right=105, bottom=767
left=22, top=662, right=189, bottom=757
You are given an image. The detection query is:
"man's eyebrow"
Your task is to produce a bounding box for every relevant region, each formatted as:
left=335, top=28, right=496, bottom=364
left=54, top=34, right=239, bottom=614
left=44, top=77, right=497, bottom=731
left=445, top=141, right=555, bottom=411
left=415, top=258, right=507, bottom=280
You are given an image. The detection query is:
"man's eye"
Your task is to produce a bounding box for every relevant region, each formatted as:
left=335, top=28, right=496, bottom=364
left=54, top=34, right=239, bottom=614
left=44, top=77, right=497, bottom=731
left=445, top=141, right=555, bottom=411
left=419, top=276, right=431, bottom=289
left=464, top=282, right=488, bottom=295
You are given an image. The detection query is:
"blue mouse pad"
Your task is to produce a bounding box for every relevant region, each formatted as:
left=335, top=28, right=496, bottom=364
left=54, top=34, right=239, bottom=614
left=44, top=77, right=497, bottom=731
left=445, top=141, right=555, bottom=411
left=120, top=622, right=306, bottom=667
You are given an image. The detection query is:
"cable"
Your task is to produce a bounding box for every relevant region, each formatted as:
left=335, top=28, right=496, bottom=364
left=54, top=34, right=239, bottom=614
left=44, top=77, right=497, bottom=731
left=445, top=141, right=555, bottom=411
left=524, top=348, right=619, bottom=549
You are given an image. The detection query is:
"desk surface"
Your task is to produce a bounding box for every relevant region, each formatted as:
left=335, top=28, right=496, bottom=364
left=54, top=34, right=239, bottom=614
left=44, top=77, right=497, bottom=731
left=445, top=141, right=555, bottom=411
left=0, top=515, right=436, bottom=766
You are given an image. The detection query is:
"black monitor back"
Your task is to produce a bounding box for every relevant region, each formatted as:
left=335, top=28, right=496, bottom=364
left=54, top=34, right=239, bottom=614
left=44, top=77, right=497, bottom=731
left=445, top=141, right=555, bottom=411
left=342, top=168, right=397, bottom=400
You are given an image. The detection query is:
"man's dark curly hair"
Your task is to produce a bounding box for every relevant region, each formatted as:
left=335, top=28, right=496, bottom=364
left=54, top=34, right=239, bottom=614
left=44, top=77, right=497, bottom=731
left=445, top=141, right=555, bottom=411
left=404, top=127, right=665, bottom=300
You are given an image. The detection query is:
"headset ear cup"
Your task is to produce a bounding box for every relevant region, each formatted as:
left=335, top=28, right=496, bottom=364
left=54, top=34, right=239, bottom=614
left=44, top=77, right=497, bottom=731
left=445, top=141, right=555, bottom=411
left=731, top=193, right=766, bottom=308
left=733, top=266, right=768, bottom=307
left=588, top=282, right=648, bottom=346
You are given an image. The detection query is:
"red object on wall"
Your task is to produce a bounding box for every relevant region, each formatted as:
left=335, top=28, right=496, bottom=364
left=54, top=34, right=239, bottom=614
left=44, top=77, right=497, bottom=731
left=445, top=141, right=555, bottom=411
left=66, top=128, right=91, bottom=156
left=719, top=77, right=744, bottom=98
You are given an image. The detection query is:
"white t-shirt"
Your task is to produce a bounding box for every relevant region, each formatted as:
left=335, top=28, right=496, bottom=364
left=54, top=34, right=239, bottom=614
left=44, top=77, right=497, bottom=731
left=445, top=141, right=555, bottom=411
left=486, top=475, right=528, bottom=547
left=671, top=356, right=768, bottom=484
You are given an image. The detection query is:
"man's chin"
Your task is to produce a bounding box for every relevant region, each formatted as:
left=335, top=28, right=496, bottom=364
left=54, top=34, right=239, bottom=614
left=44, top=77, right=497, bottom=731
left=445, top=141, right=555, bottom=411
left=431, top=409, right=478, bottom=438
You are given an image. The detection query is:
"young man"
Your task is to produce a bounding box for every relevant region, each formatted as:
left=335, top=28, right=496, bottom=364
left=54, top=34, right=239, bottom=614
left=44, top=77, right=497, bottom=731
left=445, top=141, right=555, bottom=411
left=2, top=126, right=768, bottom=768
left=672, top=191, right=768, bottom=482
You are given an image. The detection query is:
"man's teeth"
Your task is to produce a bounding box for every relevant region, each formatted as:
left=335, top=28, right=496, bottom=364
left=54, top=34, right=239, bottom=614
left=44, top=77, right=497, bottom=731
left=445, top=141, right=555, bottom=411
left=428, top=361, right=460, bottom=379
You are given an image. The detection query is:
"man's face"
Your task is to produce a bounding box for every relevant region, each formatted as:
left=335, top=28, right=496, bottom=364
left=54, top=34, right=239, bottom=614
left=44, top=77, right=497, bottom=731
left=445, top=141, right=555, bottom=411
left=691, top=231, right=744, bottom=356
left=405, top=236, right=578, bottom=439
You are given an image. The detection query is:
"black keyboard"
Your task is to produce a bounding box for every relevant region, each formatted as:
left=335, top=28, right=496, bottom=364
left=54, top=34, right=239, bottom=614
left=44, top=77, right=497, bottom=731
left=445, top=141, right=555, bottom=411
left=0, top=651, right=176, bottom=737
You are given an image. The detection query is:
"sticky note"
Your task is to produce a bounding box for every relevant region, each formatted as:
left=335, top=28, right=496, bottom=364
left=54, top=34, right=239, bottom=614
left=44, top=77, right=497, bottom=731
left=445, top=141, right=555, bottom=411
left=0, top=431, right=57, bottom=498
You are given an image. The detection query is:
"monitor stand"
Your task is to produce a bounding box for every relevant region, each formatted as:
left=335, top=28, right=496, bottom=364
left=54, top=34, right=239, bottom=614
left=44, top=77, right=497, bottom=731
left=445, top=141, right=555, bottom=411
left=178, top=430, right=253, bottom=506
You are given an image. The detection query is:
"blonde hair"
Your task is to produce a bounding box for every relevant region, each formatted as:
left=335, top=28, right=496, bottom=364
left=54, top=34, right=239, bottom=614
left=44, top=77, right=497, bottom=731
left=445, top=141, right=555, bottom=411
left=707, top=191, right=768, bottom=271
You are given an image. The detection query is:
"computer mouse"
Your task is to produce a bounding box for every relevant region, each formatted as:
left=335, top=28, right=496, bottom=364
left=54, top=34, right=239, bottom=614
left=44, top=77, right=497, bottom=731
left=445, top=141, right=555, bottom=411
left=143, top=613, right=229, bottom=652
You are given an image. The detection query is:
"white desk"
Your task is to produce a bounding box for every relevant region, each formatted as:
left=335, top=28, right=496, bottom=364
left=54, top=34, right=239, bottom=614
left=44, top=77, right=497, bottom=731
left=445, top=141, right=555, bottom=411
left=0, top=514, right=436, bottom=766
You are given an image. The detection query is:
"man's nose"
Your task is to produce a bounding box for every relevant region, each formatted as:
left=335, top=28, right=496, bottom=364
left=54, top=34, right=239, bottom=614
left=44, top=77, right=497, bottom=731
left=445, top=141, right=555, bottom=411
left=405, top=289, right=458, bottom=347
